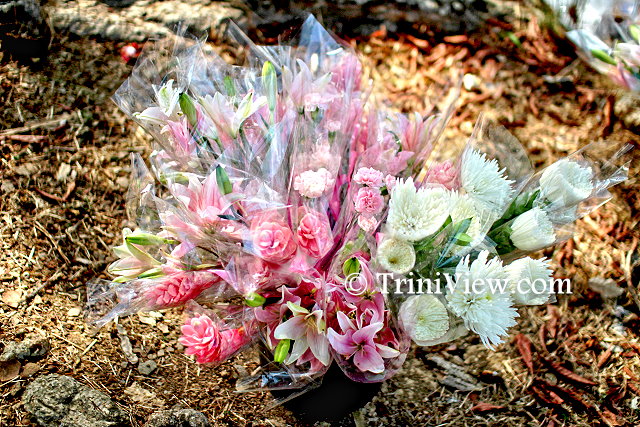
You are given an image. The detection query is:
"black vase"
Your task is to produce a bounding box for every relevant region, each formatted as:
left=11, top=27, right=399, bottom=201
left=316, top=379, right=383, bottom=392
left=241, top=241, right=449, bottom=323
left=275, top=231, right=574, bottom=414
left=271, top=363, right=382, bottom=424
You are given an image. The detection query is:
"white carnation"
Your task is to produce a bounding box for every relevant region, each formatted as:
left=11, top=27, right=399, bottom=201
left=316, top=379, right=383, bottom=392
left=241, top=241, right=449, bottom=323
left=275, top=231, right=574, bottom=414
left=510, top=207, right=556, bottom=251
left=539, top=160, right=593, bottom=207
left=460, top=149, right=515, bottom=214
left=506, top=257, right=553, bottom=305
left=399, top=295, right=449, bottom=344
left=377, top=238, right=416, bottom=274
left=387, top=178, right=450, bottom=241
left=446, top=250, right=518, bottom=349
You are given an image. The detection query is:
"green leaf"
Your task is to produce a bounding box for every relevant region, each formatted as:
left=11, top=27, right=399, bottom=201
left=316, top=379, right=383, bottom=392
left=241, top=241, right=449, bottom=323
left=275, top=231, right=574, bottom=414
left=506, top=32, right=522, bottom=48
left=454, top=232, right=473, bottom=246
left=126, top=233, right=177, bottom=246
left=631, top=25, right=640, bottom=43
left=138, top=267, right=164, bottom=279
left=591, top=49, right=616, bottom=65
left=223, top=75, right=236, bottom=97
left=245, top=292, right=266, bottom=307
left=262, top=61, right=278, bottom=112
left=215, top=166, right=233, bottom=195
left=179, top=93, right=198, bottom=128
left=273, top=339, right=291, bottom=363
left=342, top=257, right=361, bottom=277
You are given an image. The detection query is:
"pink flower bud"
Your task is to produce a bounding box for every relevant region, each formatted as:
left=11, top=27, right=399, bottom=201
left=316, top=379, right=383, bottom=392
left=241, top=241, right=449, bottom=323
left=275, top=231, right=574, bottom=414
left=424, top=160, right=459, bottom=190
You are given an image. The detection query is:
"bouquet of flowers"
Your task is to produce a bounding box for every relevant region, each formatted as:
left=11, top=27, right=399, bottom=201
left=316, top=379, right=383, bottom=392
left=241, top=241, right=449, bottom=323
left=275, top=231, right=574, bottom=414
left=88, top=15, right=632, bottom=404
left=548, top=0, right=640, bottom=90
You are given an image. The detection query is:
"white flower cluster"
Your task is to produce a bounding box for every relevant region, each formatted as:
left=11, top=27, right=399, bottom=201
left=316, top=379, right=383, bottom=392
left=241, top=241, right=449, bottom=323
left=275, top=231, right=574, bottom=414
left=400, top=251, right=554, bottom=348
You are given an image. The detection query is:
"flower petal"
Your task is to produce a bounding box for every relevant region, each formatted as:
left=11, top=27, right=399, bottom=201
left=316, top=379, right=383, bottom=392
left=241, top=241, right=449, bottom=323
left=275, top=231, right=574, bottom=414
left=274, top=316, right=306, bottom=340
left=353, top=345, right=385, bottom=374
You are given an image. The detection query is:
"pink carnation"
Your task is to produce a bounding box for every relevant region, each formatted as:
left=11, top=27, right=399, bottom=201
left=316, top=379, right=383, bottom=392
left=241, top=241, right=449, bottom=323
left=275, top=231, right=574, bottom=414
left=293, top=168, right=335, bottom=198
left=357, top=215, right=378, bottom=233
left=353, top=167, right=384, bottom=188
left=179, top=314, right=248, bottom=364
left=424, top=160, right=458, bottom=190
left=251, top=216, right=297, bottom=263
left=354, top=187, right=384, bottom=215
left=297, top=211, right=332, bottom=258
left=385, top=175, right=397, bottom=191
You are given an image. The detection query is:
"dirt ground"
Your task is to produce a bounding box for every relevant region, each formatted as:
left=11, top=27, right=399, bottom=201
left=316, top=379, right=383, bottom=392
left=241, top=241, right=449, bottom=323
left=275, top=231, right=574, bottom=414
left=1, top=4, right=640, bottom=427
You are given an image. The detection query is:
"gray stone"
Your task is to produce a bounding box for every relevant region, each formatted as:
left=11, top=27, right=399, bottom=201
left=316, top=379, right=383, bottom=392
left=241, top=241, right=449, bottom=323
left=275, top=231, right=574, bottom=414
left=44, top=0, right=243, bottom=42
left=145, top=407, right=210, bottom=427
left=138, top=359, right=157, bottom=375
left=23, top=374, right=128, bottom=427
left=0, top=334, right=50, bottom=362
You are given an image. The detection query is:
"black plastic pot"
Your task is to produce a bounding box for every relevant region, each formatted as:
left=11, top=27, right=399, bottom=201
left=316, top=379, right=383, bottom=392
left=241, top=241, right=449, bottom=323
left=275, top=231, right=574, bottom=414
left=271, top=363, right=382, bottom=424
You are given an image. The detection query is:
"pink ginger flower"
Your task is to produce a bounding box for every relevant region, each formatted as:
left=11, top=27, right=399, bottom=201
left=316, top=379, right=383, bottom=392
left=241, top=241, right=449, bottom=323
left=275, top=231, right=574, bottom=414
left=179, top=314, right=249, bottom=364
left=297, top=210, right=332, bottom=258
left=145, top=269, right=219, bottom=307
left=293, top=168, right=335, bottom=198
left=353, top=167, right=384, bottom=188
left=354, top=187, right=384, bottom=215
left=251, top=215, right=297, bottom=263
left=327, top=312, right=399, bottom=374
left=424, top=160, right=459, bottom=190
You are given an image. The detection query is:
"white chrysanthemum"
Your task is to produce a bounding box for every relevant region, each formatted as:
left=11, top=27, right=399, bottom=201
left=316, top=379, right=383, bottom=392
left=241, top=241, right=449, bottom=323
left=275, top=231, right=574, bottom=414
left=399, top=295, right=449, bottom=344
left=510, top=207, right=556, bottom=251
left=539, top=159, right=593, bottom=208
left=387, top=178, right=450, bottom=241
left=377, top=238, right=416, bottom=274
left=460, top=149, right=515, bottom=214
left=506, top=257, right=553, bottom=305
left=446, top=250, right=518, bottom=349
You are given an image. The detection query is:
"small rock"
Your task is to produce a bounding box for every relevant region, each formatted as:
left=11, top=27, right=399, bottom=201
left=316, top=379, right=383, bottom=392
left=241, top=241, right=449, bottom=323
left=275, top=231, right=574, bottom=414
left=67, top=307, right=82, bottom=317
left=1, top=289, right=22, bottom=308
left=23, top=374, right=128, bottom=427
left=138, top=360, right=157, bottom=375
left=1, top=334, right=50, bottom=362
left=462, top=73, right=481, bottom=91
left=20, top=362, right=41, bottom=378
left=56, top=163, right=72, bottom=182
left=145, top=407, right=211, bottom=427
left=115, top=176, right=130, bottom=189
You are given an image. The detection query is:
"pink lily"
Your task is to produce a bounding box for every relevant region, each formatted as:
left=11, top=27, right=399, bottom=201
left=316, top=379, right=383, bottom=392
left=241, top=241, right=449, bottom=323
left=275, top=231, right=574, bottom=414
left=161, top=173, right=239, bottom=246
left=327, top=312, right=399, bottom=374
left=273, top=301, right=331, bottom=366
left=162, top=117, right=197, bottom=160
